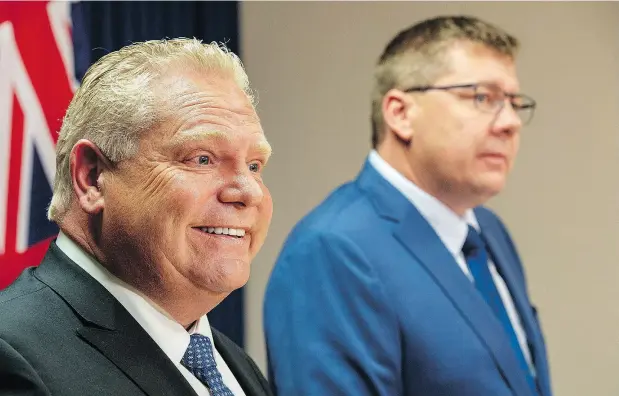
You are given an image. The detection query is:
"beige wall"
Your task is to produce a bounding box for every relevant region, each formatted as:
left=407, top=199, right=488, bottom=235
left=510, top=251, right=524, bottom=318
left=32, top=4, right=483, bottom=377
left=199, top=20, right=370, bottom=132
left=240, top=2, right=619, bottom=395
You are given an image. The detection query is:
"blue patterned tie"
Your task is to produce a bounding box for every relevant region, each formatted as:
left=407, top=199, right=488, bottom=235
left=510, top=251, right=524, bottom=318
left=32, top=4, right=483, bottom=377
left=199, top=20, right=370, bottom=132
left=181, top=334, right=234, bottom=396
left=463, top=225, right=538, bottom=395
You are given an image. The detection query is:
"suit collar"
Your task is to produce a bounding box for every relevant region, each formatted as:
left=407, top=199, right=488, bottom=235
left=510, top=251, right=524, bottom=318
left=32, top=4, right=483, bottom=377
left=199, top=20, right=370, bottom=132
left=35, top=242, right=199, bottom=396
left=35, top=241, right=116, bottom=329
left=356, top=158, right=412, bottom=222
left=357, top=160, right=539, bottom=396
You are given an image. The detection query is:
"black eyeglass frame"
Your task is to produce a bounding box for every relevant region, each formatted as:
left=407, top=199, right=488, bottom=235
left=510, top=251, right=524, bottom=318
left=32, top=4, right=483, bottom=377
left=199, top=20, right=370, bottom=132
left=401, top=83, right=537, bottom=125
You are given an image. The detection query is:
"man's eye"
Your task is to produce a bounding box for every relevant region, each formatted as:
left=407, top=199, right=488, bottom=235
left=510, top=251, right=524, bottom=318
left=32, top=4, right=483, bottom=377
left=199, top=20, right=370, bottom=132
left=249, top=162, right=260, bottom=173
left=474, top=94, right=491, bottom=103
left=197, top=155, right=210, bottom=165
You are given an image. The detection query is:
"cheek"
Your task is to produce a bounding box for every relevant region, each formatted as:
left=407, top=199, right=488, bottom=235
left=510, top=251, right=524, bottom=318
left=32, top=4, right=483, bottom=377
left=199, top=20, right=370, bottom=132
left=426, top=128, right=474, bottom=167
left=262, top=190, right=274, bottom=225
left=419, top=112, right=465, bottom=152
left=138, top=174, right=207, bottom=229
left=257, top=187, right=273, bottom=229
left=251, top=188, right=273, bottom=252
left=164, top=179, right=220, bottom=227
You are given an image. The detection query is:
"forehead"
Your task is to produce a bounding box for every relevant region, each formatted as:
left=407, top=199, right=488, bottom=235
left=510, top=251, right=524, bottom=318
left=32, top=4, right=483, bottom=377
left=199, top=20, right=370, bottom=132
left=439, top=43, right=520, bottom=91
left=153, top=72, right=266, bottom=144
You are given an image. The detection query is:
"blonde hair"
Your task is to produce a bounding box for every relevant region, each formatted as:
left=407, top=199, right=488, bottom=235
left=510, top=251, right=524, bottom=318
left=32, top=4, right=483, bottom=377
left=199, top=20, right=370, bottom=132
left=371, top=15, right=519, bottom=148
left=48, top=38, right=254, bottom=222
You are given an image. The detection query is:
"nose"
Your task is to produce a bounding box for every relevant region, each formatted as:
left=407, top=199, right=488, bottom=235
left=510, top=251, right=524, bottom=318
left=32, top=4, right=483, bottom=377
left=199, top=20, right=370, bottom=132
left=218, top=169, right=264, bottom=208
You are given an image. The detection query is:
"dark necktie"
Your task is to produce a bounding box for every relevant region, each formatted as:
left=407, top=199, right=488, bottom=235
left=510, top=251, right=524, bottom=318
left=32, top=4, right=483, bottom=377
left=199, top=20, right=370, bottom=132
left=462, top=225, right=537, bottom=395
left=181, top=333, right=234, bottom=396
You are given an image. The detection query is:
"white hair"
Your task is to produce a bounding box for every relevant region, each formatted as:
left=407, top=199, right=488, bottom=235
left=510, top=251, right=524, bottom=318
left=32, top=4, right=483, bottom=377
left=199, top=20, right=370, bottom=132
left=48, top=38, right=254, bottom=222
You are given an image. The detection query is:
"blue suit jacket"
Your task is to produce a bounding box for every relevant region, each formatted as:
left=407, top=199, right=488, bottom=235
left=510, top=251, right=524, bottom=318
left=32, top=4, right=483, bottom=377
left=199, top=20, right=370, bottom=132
left=264, top=160, right=552, bottom=396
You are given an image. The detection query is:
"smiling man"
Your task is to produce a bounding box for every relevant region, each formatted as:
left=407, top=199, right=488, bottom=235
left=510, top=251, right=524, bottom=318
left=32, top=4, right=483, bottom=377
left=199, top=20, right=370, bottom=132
left=0, top=38, right=273, bottom=396
left=264, top=15, right=552, bottom=396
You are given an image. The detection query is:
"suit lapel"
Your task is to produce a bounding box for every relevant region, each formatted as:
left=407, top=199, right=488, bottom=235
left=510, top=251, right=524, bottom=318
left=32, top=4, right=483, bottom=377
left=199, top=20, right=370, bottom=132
left=392, top=209, right=533, bottom=396
left=35, top=243, right=198, bottom=396
left=212, top=330, right=266, bottom=396
left=356, top=162, right=533, bottom=396
left=479, top=220, right=551, bottom=396
left=77, top=324, right=198, bottom=396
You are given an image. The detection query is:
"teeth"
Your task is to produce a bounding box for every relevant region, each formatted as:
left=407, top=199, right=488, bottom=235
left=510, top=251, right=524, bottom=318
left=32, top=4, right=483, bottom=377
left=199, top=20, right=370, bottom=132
left=200, top=227, right=246, bottom=237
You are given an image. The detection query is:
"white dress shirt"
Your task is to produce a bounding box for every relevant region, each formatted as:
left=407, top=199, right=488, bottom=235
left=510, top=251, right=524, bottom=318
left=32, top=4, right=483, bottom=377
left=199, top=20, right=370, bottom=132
left=368, top=150, right=534, bottom=373
left=56, top=231, right=246, bottom=396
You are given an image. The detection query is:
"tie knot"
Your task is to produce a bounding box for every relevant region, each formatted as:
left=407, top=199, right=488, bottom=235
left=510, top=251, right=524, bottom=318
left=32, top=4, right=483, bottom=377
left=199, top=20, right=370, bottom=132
left=462, top=225, right=485, bottom=257
left=182, top=333, right=217, bottom=370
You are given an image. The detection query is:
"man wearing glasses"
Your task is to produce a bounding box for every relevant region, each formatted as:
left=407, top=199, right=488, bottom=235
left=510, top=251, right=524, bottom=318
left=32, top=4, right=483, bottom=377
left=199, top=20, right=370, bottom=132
left=264, top=15, right=552, bottom=396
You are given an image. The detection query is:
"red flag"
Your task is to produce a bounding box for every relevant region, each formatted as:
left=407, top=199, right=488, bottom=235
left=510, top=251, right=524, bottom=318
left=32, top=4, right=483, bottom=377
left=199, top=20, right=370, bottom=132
left=0, top=1, right=76, bottom=288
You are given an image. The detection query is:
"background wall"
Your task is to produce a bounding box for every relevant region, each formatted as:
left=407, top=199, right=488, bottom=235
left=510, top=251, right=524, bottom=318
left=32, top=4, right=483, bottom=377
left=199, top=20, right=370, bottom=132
left=240, top=2, right=619, bottom=395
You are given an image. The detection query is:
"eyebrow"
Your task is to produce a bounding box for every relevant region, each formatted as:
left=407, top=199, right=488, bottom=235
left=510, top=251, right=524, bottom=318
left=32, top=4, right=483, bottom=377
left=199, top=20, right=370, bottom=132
left=168, top=129, right=232, bottom=148
left=253, top=139, right=273, bottom=161
left=476, top=80, right=521, bottom=94
left=168, top=129, right=272, bottom=160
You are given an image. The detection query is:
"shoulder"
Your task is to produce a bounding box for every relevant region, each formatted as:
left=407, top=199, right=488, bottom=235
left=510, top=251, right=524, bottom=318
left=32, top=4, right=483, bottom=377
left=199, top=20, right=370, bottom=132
left=295, top=181, right=374, bottom=231
left=279, top=183, right=384, bottom=262
left=0, top=336, right=51, bottom=394
left=0, top=267, right=77, bottom=343
left=0, top=268, right=50, bottom=327
left=0, top=268, right=46, bottom=305
left=0, top=271, right=64, bottom=394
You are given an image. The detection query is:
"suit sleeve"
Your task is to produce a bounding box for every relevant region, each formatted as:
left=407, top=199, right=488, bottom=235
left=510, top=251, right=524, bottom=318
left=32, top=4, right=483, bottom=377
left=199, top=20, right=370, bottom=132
left=0, top=337, right=51, bottom=395
left=263, top=230, right=401, bottom=396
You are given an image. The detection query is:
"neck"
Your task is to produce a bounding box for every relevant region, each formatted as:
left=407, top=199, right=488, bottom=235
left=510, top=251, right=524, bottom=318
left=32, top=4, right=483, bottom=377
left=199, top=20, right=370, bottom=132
left=376, top=143, right=476, bottom=217
left=105, top=259, right=228, bottom=328
left=143, top=280, right=228, bottom=328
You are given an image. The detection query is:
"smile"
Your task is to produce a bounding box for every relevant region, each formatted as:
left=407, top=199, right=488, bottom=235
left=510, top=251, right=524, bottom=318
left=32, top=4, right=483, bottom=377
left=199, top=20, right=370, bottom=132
left=196, top=227, right=246, bottom=238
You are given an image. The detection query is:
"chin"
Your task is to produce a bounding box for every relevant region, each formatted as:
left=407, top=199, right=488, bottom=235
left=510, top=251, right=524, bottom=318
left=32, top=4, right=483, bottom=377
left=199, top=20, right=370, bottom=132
left=473, top=174, right=507, bottom=199
left=197, top=259, right=251, bottom=294
left=484, top=182, right=506, bottom=199
left=224, top=267, right=251, bottom=291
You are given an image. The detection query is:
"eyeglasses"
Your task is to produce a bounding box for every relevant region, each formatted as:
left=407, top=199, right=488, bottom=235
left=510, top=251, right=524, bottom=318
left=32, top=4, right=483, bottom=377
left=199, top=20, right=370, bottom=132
left=402, top=83, right=537, bottom=125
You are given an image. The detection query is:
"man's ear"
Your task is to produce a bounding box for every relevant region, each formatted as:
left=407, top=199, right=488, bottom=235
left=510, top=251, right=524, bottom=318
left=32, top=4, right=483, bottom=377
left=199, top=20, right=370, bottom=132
left=381, top=88, right=417, bottom=143
left=70, top=139, right=110, bottom=215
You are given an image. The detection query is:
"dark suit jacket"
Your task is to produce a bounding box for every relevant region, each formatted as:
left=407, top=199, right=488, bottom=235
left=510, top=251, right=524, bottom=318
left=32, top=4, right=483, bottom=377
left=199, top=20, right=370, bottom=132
left=264, top=159, right=552, bottom=396
left=0, top=242, right=273, bottom=396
